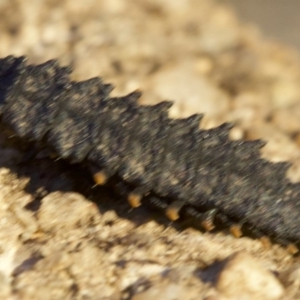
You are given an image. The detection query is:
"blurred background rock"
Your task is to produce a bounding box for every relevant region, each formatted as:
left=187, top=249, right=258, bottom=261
left=225, top=0, right=300, bottom=49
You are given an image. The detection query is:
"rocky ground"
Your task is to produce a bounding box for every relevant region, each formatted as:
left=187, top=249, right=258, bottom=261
left=0, top=0, right=300, bottom=299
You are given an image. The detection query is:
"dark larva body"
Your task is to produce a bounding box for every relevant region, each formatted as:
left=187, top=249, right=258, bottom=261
left=0, top=55, right=300, bottom=249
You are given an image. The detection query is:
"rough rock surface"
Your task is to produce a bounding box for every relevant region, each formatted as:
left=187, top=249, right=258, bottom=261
left=0, top=0, right=300, bottom=299
left=216, top=252, right=284, bottom=300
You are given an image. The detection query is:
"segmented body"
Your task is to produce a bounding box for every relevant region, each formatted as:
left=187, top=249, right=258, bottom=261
left=0, top=56, right=300, bottom=249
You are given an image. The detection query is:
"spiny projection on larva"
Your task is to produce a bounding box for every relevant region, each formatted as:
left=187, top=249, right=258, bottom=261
left=0, top=55, right=300, bottom=254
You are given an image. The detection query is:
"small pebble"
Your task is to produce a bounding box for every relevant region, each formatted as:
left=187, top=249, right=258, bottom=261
left=216, top=252, right=284, bottom=300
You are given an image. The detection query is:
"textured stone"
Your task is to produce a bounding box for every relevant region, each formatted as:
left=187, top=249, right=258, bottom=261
left=216, top=252, right=284, bottom=300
